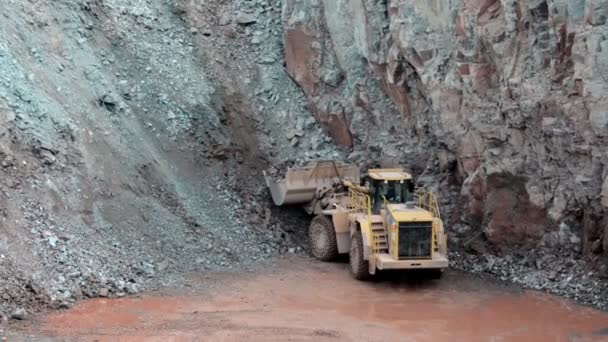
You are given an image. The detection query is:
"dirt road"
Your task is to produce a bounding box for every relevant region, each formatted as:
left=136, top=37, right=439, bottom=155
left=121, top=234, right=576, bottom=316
left=7, top=257, right=608, bottom=342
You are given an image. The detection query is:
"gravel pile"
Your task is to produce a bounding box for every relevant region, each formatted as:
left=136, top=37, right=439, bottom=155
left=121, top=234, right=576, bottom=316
left=0, top=0, right=297, bottom=320
left=451, top=250, right=608, bottom=310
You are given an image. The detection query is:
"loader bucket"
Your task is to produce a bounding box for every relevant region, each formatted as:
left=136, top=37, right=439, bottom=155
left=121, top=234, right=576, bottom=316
left=264, top=161, right=360, bottom=206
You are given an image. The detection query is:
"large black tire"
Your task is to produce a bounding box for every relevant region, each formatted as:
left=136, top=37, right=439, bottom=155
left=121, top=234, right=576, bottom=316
left=349, top=230, right=371, bottom=280
left=427, top=269, right=444, bottom=280
left=308, top=215, right=338, bottom=262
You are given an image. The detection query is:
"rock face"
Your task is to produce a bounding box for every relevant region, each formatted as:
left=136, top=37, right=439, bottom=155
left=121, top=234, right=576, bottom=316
left=0, top=0, right=308, bottom=318
left=282, top=0, right=608, bottom=260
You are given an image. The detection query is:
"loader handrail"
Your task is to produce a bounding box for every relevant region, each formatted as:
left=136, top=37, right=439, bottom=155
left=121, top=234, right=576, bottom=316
left=415, top=191, right=441, bottom=219
left=382, top=195, right=396, bottom=218
left=348, top=188, right=376, bottom=259
left=348, top=188, right=372, bottom=224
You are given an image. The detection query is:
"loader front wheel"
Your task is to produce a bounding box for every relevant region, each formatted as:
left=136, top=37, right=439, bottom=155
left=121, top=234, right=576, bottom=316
left=427, top=269, right=444, bottom=280
left=309, top=215, right=338, bottom=262
left=350, top=231, right=371, bottom=280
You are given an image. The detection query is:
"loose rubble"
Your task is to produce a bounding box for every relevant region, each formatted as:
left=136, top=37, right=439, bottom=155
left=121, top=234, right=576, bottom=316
left=0, top=0, right=606, bottom=323
left=452, top=251, right=608, bottom=310
left=0, top=0, right=307, bottom=318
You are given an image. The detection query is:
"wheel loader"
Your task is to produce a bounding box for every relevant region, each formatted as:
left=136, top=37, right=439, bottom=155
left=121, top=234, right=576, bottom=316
left=264, top=160, right=449, bottom=279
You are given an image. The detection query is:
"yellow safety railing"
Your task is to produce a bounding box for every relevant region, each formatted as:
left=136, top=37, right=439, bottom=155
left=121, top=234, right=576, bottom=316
left=348, top=189, right=381, bottom=258
left=415, top=191, right=442, bottom=256
left=382, top=195, right=395, bottom=216
left=348, top=188, right=372, bottom=222
left=415, top=191, right=441, bottom=219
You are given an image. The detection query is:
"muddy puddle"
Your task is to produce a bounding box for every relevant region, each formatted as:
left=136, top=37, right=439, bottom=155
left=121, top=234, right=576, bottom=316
left=8, top=258, right=608, bottom=341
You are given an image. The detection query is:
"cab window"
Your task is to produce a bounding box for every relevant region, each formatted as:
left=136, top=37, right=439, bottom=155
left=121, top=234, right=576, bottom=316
left=384, top=181, right=405, bottom=203
left=371, top=180, right=412, bottom=213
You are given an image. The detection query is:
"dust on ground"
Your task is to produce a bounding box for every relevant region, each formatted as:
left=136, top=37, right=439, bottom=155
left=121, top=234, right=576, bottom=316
left=8, top=257, right=608, bottom=342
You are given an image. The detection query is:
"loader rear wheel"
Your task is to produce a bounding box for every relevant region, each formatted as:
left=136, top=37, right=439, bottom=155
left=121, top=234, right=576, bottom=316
left=309, top=215, right=338, bottom=262
left=350, top=231, right=371, bottom=280
left=427, top=269, right=444, bottom=280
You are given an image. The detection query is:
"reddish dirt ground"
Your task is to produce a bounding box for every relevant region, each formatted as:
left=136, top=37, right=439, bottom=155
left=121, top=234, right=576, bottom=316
left=7, top=257, right=608, bottom=341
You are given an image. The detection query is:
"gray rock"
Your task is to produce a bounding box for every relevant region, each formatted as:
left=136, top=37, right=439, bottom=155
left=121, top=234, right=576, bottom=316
left=592, top=240, right=602, bottom=254
left=48, top=236, right=58, bottom=248
left=236, top=12, right=257, bottom=25
left=219, top=14, right=231, bottom=26
left=98, top=288, right=109, bottom=297
left=310, top=137, right=322, bottom=150
left=98, top=93, right=118, bottom=112
left=570, top=235, right=581, bottom=245
left=548, top=271, right=558, bottom=282
left=127, top=283, right=139, bottom=295
left=11, top=308, right=27, bottom=320
left=259, top=56, right=275, bottom=64
left=39, top=149, right=56, bottom=165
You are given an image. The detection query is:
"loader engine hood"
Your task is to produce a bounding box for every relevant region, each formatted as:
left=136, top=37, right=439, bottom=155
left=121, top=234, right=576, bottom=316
left=387, top=204, right=435, bottom=222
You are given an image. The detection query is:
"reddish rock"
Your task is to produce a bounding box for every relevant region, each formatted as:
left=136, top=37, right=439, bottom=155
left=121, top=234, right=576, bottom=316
left=484, top=175, right=547, bottom=251
left=459, top=63, right=470, bottom=76
left=478, top=0, right=502, bottom=25
left=457, top=131, right=482, bottom=177
left=455, top=15, right=466, bottom=36
left=576, top=79, right=584, bottom=97
left=470, top=63, right=499, bottom=96
left=434, top=88, right=463, bottom=129
left=284, top=27, right=320, bottom=97
left=314, top=106, right=353, bottom=149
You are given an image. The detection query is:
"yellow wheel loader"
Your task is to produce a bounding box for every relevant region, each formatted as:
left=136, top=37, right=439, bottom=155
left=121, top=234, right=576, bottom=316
left=264, top=160, right=449, bottom=279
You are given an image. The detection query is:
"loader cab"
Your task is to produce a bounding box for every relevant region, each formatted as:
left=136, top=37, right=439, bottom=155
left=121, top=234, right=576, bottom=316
left=366, top=169, right=413, bottom=214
